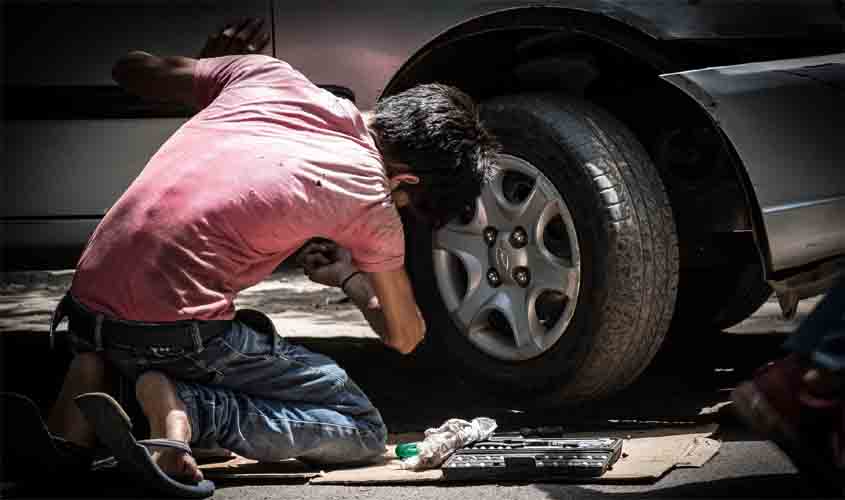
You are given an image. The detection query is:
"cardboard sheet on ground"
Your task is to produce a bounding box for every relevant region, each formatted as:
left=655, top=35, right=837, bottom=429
left=201, top=454, right=321, bottom=482
left=200, top=424, right=720, bottom=485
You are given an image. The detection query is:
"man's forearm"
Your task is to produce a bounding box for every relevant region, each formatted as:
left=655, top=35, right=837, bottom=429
left=342, top=273, right=390, bottom=340
left=112, top=51, right=197, bottom=106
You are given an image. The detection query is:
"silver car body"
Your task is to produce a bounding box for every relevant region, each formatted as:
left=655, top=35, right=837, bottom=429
left=663, top=55, right=845, bottom=274
left=4, top=0, right=845, bottom=284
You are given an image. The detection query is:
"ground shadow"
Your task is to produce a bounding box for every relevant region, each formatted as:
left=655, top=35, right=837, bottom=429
left=288, top=328, right=790, bottom=433
left=0, top=326, right=791, bottom=434
left=535, top=474, right=826, bottom=498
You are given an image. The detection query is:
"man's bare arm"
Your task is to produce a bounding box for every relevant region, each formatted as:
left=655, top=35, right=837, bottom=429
left=297, top=241, right=424, bottom=354
left=111, top=18, right=270, bottom=107
left=368, top=268, right=426, bottom=355
left=336, top=271, right=425, bottom=355
left=341, top=273, right=389, bottom=340
left=112, top=52, right=197, bottom=106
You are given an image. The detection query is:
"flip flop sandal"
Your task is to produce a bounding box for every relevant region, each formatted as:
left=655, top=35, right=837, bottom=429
left=74, top=392, right=215, bottom=499
left=0, top=392, right=95, bottom=482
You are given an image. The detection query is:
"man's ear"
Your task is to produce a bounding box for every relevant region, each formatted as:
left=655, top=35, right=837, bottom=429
left=392, top=190, right=412, bottom=208
left=388, top=173, right=420, bottom=191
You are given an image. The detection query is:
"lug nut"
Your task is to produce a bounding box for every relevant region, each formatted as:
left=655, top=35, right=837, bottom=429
left=510, top=227, right=528, bottom=248
left=487, top=268, right=502, bottom=287
left=483, top=227, right=498, bottom=247
left=513, top=267, right=531, bottom=287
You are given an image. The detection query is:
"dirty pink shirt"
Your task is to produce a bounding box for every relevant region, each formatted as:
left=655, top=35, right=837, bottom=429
left=71, top=55, right=404, bottom=321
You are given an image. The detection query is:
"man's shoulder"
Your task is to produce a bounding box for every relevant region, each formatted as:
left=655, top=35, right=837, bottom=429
left=241, top=54, right=295, bottom=72
left=199, top=54, right=307, bottom=87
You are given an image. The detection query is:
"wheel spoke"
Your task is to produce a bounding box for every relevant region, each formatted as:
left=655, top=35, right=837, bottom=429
left=514, top=183, right=554, bottom=226
left=495, top=288, right=545, bottom=357
left=464, top=195, right=490, bottom=233
left=453, top=281, right=497, bottom=330
left=433, top=225, right=488, bottom=315
left=527, top=247, right=575, bottom=297
left=480, top=172, right=510, bottom=227
left=434, top=224, right=487, bottom=258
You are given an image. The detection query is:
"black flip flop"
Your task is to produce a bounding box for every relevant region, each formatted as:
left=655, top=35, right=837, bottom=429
left=74, top=392, right=215, bottom=498
left=0, top=392, right=95, bottom=481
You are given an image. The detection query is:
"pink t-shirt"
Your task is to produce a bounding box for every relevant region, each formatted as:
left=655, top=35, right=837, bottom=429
left=71, top=55, right=404, bottom=321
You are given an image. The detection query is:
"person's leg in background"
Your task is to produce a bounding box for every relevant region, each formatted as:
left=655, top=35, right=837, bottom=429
left=732, top=278, right=844, bottom=492
left=783, top=278, right=845, bottom=394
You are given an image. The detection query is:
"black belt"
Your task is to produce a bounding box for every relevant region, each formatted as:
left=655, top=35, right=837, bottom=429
left=51, top=293, right=231, bottom=351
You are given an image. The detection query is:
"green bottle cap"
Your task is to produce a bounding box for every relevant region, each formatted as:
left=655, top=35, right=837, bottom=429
left=395, top=442, right=419, bottom=459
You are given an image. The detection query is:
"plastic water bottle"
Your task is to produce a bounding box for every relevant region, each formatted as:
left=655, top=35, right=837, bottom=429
left=395, top=442, right=419, bottom=459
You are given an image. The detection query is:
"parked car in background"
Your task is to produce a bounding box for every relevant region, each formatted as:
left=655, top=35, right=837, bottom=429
left=4, top=0, right=845, bottom=402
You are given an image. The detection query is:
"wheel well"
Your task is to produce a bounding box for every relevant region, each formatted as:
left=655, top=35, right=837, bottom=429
left=384, top=7, right=764, bottom=275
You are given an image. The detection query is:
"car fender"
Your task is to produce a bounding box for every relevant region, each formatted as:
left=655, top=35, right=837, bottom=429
left=271, top=1, right=840, bottom=110
left=661, top=54, right=845, bottom=274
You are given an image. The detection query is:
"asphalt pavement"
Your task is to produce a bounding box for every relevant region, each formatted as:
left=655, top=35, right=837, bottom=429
left=0, top=270, right=834, bottom=499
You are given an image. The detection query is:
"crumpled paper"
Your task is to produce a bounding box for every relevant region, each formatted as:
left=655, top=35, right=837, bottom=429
left=398, top=417, right=497, bottom=470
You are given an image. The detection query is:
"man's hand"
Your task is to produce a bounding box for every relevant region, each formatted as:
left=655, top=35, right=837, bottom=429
left=200, top=18, right=271, bottom=58
left=296, top=240, right=357, bottom=289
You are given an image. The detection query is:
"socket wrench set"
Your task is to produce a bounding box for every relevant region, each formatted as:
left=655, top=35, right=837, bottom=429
left=442, top=434, right=624, bottom=481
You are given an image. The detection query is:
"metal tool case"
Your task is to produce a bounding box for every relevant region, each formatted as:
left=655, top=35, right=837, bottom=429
left=443, top=434, right=623, bottom=481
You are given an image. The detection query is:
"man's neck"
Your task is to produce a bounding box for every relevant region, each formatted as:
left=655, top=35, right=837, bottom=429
left=362, top=111, right=392, bottom=174
left=360, top=112, right=411, bottom=181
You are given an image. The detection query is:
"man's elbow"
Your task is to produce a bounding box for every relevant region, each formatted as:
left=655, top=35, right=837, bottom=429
left=389, top=317, right=426, bottom=355
left=410, top=317, right=427, bottom=352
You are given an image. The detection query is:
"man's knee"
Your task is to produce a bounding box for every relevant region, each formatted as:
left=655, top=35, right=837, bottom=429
left=297, top=431, right=387, bottom=466
left=363, top=428, right=388, bottom=460
left=366, top=419, right=389, bottom=456
left=334, top=419, right=388, bottom=464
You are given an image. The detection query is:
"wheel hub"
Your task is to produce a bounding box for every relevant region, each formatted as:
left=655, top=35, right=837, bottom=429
left=489, top=231, right=528, bottom=287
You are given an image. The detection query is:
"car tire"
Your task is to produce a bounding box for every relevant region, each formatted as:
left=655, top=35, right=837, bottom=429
left=406, top=94, right=679, bottom=402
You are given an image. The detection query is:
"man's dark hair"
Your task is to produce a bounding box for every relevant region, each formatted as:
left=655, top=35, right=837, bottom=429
left=371, top=83, right=499, bottom=227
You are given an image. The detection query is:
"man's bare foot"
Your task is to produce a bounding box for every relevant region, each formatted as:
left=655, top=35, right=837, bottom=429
left=150, top=446, right=203, bottom=483
left=135, top=371, right=204, bottom=483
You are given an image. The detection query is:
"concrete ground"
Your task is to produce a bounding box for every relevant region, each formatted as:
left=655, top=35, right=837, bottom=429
left=0, top=270, right=834, bottom=498
left=0, top=268, right=820, bottom=338
left=0, top=269, right=377, bottom=338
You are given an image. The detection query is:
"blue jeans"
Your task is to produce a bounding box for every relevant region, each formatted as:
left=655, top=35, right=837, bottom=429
left=784, top=278, right=845, bottom=373
left=66, top=309, right=387, bottom=465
